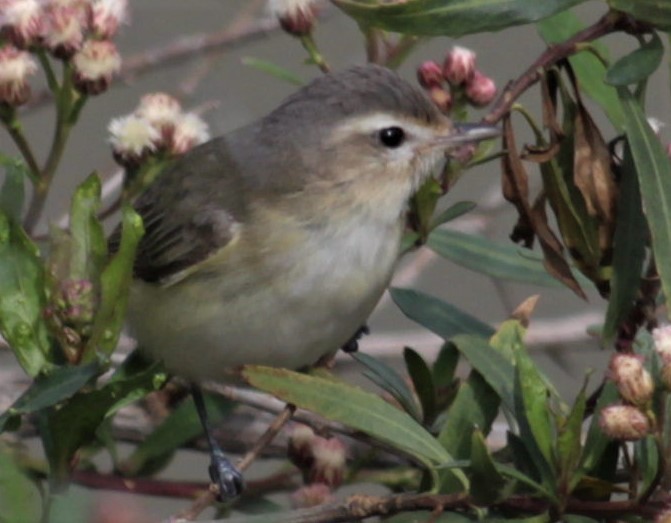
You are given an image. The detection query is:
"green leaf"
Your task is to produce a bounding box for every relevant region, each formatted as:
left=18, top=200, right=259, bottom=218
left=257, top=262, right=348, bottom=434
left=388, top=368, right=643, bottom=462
left=607, top=0, right=671, bottom=30
left=122, top=392, right=235, bottom=476
left=40, top=355, right=165, bottom=485
left=86, top=205, right=143, bottom=359
left=333, top=0, right=587, bottom=37
left=437, top=372, right=499, bottom=460
left=403, top=347, right=436, bottom=424
left=0, top=443, right=42, bottom=523
left=602, top=141, right=646, bottom=343
left=557, top=380, right=587, bottom=491
left=428, top=228, right=578, bottom=287
left=241, top=57, right=304, bottom=86
left=579, top=382, right=619, bottom=474
left=0, top=156, right=26, bottom=221
left=242, top=366, right=466, bottom=488
left=0, top=212, right=51, bottom=376
left=391, top=288, right=494, bottom=340
left=513, top=349, right=557, bottom=489
left=469, top=429, right=508, bottom=504
left=617, top=87, right=671, bottom=321
left=0, top=362, right=99, bottom=432
left=537, top=11, right=623, bottom=128
left=451, top=334, right=515, bottom=411
left=432, top=342, right=459, bottom=390
left=635, top=435, right=658, bottom=497
left=430, top=201, right=476, bottom=229
left=68, top=174, right=106, bottom=282
left=352, top=352, right=422, bottom=422
left=605, top=32, right=664, bottom=86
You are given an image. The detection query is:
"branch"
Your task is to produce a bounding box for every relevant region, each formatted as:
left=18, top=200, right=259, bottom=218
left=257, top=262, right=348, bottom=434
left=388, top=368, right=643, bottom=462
left=483, top=11, right=634, bottom=125
left=204, top=492, right=469, bottom=523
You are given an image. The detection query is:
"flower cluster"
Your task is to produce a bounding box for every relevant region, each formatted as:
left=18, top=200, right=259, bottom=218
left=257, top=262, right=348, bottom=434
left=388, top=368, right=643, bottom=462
left=0, top=0, right=126, bottom=105
left=108, top=93, right=210, bottom=167
left=287, top=424, right=347, bottom=508
left=599, top=351, right=656, bottom=441
left=416, top=46, right=497, bottom=113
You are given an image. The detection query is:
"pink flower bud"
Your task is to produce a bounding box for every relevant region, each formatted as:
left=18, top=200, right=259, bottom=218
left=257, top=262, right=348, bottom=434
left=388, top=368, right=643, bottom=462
left=599, top=405, right=650, bottom=441
left=309, top=437, right=346, bottom=488
left=169, top=112, right=210, bottom=155
left=72, top=39, right=121, bottom=95
left=108, top=114, right=160, bottom=167
left=442, top=46, right=476, bottom=86
left=653, top=325, right=671, bottom=365
left=0, top=45, right=37, bottom=106
left=290, top=483, right=334, bottom=509
left=656, top=509, right=671, bottom=523
left=287, top=424, right=316, bottom=470
left=1, top=0, right=45, bottom=48
left=428, top=86, right=452, bottom=113
left=44, top=5, right=86, bottom=58
left=88, top=0, right=128, bottom=39
left=465, top=70, right=497, bottom=107
left=416, top=61, right=443, bottom=89
left=608, top=353, right=654, bottom=406
left=269, top=0, right=318, bottom=36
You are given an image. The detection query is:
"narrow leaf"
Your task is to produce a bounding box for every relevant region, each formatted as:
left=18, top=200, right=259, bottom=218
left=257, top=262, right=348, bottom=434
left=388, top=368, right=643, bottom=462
left=0, top=157, right=26, bottom=222
left=403, top=347, right=436, bottom=424
left=603, top=141, right=646, bottom=343
left=334, top=0, right=587, bottom=37
left=0, top=362, right=100, bottom=432
left=437, top=372, right=499, bottom=460
left=513, top=350, right=556, bottom=487
left=391, top=288, right=494, bottom=340
left=86, top=205, right=144, bottom=359
left=605, top=32, right=664, bottom=86
left=469, top=429, right=507, bottom=504
left=428, top=228, right=576, bottom=287
left=241, top=57, right=304, bottom=86
left=352, top=352, right=422, bottom=422
left=430, top=201, right=476, bottom=229
left=617, top=87, right=671, bottom=320
left=242, top=366, right=465, bottom=487
left=451, top=334, right=515, bottom=411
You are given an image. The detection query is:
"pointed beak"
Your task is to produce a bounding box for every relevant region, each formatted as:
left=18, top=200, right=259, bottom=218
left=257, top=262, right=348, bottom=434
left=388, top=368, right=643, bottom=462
left=431, top=123, right=500, bottom=147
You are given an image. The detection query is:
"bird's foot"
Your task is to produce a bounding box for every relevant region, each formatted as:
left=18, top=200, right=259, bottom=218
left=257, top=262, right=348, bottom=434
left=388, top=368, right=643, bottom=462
left=209, top=449, right=244, bottom=500
left=341, top=325, right=370, bottom=353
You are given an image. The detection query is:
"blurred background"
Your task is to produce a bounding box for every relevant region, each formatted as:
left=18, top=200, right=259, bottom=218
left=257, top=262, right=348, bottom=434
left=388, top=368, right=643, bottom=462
left=2, top=0, right=670, bottom=519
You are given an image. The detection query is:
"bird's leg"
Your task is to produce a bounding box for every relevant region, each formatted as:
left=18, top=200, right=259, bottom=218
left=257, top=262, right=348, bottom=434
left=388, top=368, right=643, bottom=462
left=191, top=385, right=244, bottom=500
left=340, top=324, right=370, bottom=353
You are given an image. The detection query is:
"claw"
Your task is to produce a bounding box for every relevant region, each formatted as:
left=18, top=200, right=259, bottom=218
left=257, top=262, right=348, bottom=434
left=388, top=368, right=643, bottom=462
left=209, top=450, right=244, bottom=500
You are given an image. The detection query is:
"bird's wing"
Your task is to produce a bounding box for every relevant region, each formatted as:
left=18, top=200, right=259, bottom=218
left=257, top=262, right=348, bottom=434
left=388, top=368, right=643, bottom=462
left=109, top=137, right=247, bottom=285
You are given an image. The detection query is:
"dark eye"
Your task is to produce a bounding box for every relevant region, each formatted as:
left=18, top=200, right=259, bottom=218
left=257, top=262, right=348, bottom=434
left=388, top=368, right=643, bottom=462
left=378, top=126, right=405, bottom=148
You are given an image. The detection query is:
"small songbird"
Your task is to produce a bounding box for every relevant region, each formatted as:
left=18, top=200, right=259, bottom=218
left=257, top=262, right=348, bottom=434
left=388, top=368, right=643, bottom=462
left=116, top=64, right=498, bottom=498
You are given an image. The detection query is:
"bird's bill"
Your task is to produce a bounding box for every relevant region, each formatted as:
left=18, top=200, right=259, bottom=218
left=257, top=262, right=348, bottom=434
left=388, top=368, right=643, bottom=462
left=433, top=123, right=500, bottom=147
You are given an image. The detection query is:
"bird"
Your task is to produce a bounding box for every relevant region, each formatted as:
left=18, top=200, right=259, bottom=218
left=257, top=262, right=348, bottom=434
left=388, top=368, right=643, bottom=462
left=113, top=64, right=498, bottom=499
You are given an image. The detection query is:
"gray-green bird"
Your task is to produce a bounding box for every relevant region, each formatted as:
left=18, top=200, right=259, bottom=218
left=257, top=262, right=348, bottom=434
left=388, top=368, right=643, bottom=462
left=116, top=64, right=497, bottom=498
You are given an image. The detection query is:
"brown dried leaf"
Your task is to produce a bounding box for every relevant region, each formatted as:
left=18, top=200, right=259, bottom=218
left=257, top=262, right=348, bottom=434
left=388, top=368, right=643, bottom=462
left=531, top=195, right=587, bottom=299
left=573, top=104, right=618, bottom=224
left=511, top=295, right=541, bottom=327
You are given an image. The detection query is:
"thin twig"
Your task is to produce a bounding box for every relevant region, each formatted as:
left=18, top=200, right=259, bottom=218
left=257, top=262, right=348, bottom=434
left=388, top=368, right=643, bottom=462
left=238, top=403, right=296, bottom=472
left=483, top=11, right=631, bottom=126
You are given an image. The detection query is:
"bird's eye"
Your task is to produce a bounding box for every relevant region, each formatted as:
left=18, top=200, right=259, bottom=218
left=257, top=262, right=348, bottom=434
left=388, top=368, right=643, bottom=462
left=378, top=126, right=405, bottom=148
